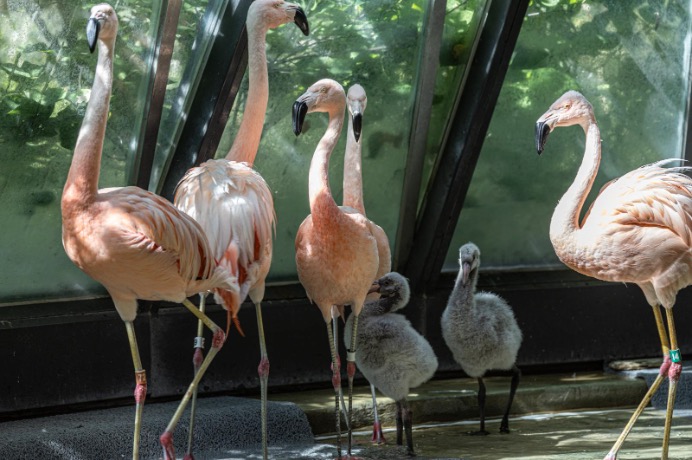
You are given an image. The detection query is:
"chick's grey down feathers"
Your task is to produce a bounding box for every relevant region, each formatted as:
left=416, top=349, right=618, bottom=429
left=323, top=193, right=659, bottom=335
left=344, top=272, right=438, bottom=403
left=442, top=243, right=522, bottom=378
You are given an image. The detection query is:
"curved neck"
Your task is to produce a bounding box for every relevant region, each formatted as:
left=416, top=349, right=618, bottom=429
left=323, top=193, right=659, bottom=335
left=550, top=120, right=601, bottom=240
left=343, top=116, right=365, bottom=214
left=63, top=38, right=114, bottom=204
left=450, top=267, right=477, bottom=311
left=309, top=108, right=345, bottom=222
left=225, top=19, right=269, bottom=165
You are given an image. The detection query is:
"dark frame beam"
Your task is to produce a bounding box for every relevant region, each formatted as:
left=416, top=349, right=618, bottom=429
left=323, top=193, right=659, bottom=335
left=403, top=0, right=530, bottom=295
left=133, top=0, right=183, bottom=190
left=393, top=0, right=447, bottom=270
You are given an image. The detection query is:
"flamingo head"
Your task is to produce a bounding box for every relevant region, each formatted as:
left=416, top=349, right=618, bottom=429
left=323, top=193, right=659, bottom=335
left=458, top=242, right=480, bottom=286
left=249, top=0, right=309, bottom=36
left=368, top=272, right=410, bottom=313
left=347, top=84, right=367, bottom=142
left=292, top=78, right=346, bottom=136
left=87, top=3, right=118, bottom=53
left=535, top=90, right=594, bottom=154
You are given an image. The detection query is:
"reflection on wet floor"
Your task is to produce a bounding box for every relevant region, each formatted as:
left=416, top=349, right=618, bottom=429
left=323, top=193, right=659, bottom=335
left=312, top=408, right=692, bottom=460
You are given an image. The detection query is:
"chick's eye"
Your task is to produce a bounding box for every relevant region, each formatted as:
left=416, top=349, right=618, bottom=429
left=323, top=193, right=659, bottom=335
left=563, top=103, right=572, bottom=110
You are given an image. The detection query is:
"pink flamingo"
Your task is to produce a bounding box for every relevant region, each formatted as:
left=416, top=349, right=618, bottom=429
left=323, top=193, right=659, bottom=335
left=536, top=90, right=692, bottom=460
left=343, top=84, right=392, bottom=444
left=61, top=5, right=239, bottom=459
left=293, top=78, right=380, bottom=459
left=173, top=1, right=308, bottom=458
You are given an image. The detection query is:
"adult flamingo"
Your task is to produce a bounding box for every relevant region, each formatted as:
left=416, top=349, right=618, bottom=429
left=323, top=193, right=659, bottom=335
left=535, top=90, right=692, bottom=460
left=343, top=84, right=392, bottom=444
left=174, top=1, right=308, bottom=458
left=292, top=78, right=380, bottom=459
left=61, top=5, right=239, bottom=459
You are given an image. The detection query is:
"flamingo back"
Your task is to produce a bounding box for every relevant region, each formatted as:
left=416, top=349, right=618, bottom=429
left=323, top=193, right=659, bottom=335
left=62, top=186, right=238, bottom=321
left=174, top=159, right=276, bottom=302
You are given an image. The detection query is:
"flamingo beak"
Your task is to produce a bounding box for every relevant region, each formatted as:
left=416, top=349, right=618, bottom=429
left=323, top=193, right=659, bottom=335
left=292, top=100, right=308, bottom=136
left=535, top=119, right=552, bottom=155
left=86, top=17, right=100, bottom=53
left=461, top=261, right=472, bottom=285
left=351, top=112, right=362, bottom=142
left=293, top=7, right=310, bottom=36
left=368, top=281, right=380, bottom=295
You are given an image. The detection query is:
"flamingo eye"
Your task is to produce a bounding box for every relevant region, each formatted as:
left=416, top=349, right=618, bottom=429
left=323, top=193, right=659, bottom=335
left=563, top=103, right=572, bottom=110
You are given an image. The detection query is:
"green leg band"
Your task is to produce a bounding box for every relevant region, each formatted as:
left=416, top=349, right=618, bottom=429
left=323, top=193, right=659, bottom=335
left=670, top=349, right=682, bottom=363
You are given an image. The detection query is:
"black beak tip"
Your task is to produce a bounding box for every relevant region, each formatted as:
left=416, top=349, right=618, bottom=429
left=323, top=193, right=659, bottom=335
left=292, top=101, right=308, bottom=136
left=86, top=18, right=100, bottom=53
left=352, top=113, right=362, bottom=142
left=535, top=121, right=550, bottom=155
left=294, top=8, right=310, bottom=36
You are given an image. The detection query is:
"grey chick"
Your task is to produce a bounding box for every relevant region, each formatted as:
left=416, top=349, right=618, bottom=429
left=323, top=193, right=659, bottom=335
left=345, top=272, right=438, bottom=456
left=442, top=242, right=522, bottom=435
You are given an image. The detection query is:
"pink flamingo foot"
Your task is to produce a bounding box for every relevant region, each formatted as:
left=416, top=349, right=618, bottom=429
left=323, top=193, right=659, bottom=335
left=160, top=430, right=176, bottom=460
left=669, top=361, right=682, bottom=381
left=192, top=347, right=204, bottom=370
left=371, top=421, right=386, bottom=444
left=258, top=356, right=270, bottom=378
left=346, top=360, right=356, bottom=379
left=134, top=370, right=147, bottom=404
left=659, top=354, right=672, bottom=376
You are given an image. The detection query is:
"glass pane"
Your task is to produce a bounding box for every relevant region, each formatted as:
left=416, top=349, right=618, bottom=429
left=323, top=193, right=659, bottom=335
left=445, top=0, right=692, bottom=270
left=148, top=0, right=219, bottom=192
left=215, top=0, right=427, bottom=281
left=0, top=2, right=160, bottom=304
left=421, top=0, right=490, bottom=212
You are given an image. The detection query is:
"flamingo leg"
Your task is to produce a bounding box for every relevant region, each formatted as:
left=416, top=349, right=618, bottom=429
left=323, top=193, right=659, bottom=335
left=604, top=304, right=671, bottom=460
left=401, top=398, right=414, bottom=456
left=255, top=301, right=270, bottom=460
left=662, top=307, right=682, bottom=460
left=470, top=377, right=490, bottom=436
left=160, top=299, right=226, bottom=460
left=332, top=316, right=351, bottom=430
left=326, top=321, right=343, bottom=459
left=125, top=321, right=146, bottom=460
left=500, top=365, right=521, bottom=433
left=184, top=293, right=207, bottom=460
left=370, top=383, right=385, bottom=444
left=346, top=314, right=360, bottom=456
left=395, top=400, right=403, bottom=446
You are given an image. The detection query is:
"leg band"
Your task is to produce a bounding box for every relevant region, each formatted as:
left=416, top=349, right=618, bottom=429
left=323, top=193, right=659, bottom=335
left=670, top=349, right=682, bottom=363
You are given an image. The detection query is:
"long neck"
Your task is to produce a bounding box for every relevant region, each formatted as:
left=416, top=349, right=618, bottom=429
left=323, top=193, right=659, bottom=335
left=343, top=116, right=365, bottom=214
left=550, top=119, right=601, bottom=241
left=309, top=108, right=344, bottom=223
left=63, top=38, right=114, bottom=205
left=449, top=267, right=477, bottom=312
left=225, top=19, right=269, bottom=165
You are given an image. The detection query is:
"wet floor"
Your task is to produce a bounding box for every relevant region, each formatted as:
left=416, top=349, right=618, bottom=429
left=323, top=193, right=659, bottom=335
left=312, top=408, right=692, bottom=460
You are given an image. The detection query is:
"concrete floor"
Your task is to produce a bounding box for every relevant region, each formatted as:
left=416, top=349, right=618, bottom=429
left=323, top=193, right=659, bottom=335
left=2, top=368, right=691, bottom=459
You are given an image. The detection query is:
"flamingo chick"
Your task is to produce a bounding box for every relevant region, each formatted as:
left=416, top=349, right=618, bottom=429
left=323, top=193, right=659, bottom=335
left=293, top=78, right=380, bottom=459
left=536, top=91, right=692, bottom=460
left=342, top=83, right=393, bottom=444
left=344, top=272, right=438, bottom=456
left=174, top=2, right=308, bottom=458
left=61, top=5, right=239, bottom=459
left=442, top=243, right=522, bottom=435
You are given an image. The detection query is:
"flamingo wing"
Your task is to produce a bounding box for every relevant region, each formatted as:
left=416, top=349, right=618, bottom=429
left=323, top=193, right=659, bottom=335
left=586, top=161, right=692, bottom=245
left=175, top=160, right=276, bottom=295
